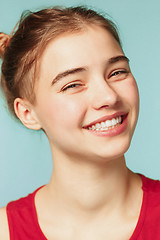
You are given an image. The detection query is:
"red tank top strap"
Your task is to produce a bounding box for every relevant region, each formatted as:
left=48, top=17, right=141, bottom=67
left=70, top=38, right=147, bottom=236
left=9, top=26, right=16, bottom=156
left=7, top=186, right=47, bottom=240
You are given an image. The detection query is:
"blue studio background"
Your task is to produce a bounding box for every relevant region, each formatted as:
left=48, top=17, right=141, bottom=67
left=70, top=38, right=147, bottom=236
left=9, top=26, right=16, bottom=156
left=0, top=0, right=160, bottom=207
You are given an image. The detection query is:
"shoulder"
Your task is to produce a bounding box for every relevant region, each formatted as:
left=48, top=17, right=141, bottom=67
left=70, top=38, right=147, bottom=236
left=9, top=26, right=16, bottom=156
left=142, top=175, right=160, bottom=194
left=6, top=191, right=36, bottom=222
left=0, top=195, right=33, bottom=240
left=0, top=207, right=10, bottom=240
left=0, top=191, right=37, bottom=240
left=134, top=176, right=160, bottom=238
left=141, top=175, right=160, bottom=217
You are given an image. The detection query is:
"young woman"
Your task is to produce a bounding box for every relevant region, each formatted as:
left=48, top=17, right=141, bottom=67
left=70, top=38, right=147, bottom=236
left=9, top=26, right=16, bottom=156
left=0, top=6, right=160, bottom=240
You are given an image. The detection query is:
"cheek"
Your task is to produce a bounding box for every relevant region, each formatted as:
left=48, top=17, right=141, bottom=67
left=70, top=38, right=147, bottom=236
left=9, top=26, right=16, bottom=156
left=36, top=95, right=87, bottom=129
left=119, top=79, right=139, bottom=110
left=128, top=79, right=139, bottom=110
left=56, top=97, right=86, bottom=125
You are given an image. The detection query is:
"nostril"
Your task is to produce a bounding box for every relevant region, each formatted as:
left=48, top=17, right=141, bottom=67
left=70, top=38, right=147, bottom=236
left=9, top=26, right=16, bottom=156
left=89, top=81, right=120, bottom=110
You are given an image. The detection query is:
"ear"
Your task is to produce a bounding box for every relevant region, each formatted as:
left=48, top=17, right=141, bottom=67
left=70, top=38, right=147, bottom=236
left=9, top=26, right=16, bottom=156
left=14, top=98, right=42, bottom=130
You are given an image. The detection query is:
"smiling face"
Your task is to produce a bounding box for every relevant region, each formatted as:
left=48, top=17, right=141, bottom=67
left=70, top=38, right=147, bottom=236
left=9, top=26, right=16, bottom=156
left=29, top=26, right=139, bottom=161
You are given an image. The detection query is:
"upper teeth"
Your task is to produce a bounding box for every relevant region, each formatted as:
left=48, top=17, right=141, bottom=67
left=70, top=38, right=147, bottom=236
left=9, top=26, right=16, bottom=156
left=88, top=116, right=122, bottom=131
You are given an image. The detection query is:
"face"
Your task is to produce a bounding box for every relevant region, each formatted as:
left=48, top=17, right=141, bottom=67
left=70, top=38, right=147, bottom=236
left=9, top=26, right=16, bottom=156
left=32, top=26, right=139, bottom=161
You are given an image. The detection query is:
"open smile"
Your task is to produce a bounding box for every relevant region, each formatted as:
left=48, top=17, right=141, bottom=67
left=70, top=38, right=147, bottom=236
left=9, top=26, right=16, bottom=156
left=88, top=115, right=122, bottom=131
left=83, top=113, right=128, bottom=136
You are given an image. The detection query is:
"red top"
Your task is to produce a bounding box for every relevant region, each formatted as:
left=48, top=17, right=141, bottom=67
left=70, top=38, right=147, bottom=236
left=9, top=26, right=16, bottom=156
left=6, top=175, right=160, bottom=239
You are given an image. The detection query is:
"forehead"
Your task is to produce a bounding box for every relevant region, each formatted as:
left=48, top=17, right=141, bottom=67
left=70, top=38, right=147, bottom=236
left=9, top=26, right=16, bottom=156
left=39, top=26, right=123, bottom=78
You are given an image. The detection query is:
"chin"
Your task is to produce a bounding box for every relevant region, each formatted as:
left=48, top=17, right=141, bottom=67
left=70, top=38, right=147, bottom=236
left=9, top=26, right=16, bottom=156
left=87, top=138, right=132, bottom=163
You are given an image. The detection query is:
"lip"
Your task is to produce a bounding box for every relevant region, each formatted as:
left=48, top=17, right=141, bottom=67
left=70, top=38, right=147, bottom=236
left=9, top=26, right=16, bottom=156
left=83, top=112, right=128, bottom=129
left=84, top=113, right=128, bottom=137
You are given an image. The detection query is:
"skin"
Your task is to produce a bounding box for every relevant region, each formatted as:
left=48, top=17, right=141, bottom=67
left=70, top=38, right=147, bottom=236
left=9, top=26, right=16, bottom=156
left=0, top=26, right=142, bottom=240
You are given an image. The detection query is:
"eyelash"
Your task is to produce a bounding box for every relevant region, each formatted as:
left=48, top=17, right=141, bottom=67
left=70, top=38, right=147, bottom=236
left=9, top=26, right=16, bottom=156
left=62, top=83, right=82, bottom=92
left=109, top=70, right=129, bottom=78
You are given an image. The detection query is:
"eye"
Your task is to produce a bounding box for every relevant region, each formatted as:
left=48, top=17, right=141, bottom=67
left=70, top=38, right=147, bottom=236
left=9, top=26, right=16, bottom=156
left=62, top=83, right=82, bottom=92
left=109, top=70, right=129, bottom=80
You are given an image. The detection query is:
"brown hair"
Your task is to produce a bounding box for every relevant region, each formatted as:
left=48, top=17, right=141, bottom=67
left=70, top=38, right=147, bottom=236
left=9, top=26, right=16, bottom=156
left=0, top=6, right=122, bottom=116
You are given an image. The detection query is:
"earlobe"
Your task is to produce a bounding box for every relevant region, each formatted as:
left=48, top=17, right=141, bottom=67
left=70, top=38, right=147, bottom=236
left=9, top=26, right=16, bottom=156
left=14, top=98, right=42, bottom=130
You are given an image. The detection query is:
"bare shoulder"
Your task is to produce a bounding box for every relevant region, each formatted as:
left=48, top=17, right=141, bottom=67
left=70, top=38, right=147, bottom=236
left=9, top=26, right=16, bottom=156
left=0, top=207, right=10, bottom=240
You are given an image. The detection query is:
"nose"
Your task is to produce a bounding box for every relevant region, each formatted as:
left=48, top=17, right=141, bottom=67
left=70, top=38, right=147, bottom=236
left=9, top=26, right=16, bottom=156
left=89, top=79, right=120, bottom=110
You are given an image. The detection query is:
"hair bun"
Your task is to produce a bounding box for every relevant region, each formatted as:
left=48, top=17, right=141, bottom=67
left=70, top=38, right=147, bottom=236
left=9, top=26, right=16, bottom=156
left=0, top=33, right=10, bottom=59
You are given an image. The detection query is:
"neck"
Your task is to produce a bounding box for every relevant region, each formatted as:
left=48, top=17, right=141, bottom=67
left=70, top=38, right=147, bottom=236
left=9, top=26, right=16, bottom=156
left=45, top=149, right=135, bottom=218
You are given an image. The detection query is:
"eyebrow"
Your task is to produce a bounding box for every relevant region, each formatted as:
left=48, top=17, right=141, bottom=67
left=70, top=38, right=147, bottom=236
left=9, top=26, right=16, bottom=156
left=51, top=55, right=129, bottom=85
left=51, top=67, right=86, bottom=85
left=108, top=55, right=129, bottom=64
